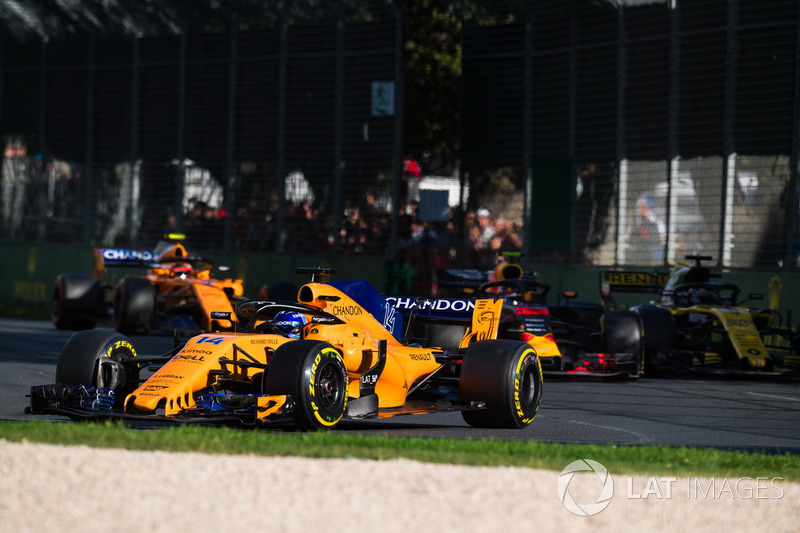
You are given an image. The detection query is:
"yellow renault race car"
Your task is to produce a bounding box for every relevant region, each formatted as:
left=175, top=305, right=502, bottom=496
left=51, top=238, right=244, bottom=335
left=30, top=268, right=543, bottom=430
left=603, top=256, right=800, bottom=376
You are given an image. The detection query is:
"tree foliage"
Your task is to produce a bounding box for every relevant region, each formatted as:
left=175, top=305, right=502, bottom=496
left=396, top=0, right=462, bottom=173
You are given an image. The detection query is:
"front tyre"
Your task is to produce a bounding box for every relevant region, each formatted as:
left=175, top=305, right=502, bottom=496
left=52, top=273, right=102, bottom=330
left=633, top=305, right=676, bottom=376
left=264, top=340, right=348, bottom=430
left=459, top=340, right=542, bottom=429
left=601, top=310, right=644, bottom=379
left=55, top=330, right=139, bottom=408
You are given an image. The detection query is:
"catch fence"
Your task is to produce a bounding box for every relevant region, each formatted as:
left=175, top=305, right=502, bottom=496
left=3, top=0, right=800, bottom=275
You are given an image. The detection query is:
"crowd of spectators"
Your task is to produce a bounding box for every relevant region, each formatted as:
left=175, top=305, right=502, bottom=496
left=179, top=195, right=524, bottom=272
left=395, top=203, right=523, bottom=271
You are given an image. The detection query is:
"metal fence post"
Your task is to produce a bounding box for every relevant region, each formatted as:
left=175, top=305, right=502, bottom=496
left=174, top=30, right=187, bottom=234
left=37, top=40, right=47, bottom=242
left=84, top=35, right=95, bottom=244
left=522, top=14, right=533, bottom=256
left=666, top=0, right=680, bottom=265
left=389, top=1, right=404, bottom=263
left=224, top=26, right=238, bottom=252
left=276, top=19, right=287, bottom=254
left=332, top=16, right=344, bottom=256
left=616, top=3, right=627, bottom=267
left=720, top=0, right=739, bottom=267
left=128, top=35, right=140, bottom=247
left=0, top=38, right=3, bottom=135
left=568, top=7, right=578, bottom=261
left=787, top=0, right=800, bottom=269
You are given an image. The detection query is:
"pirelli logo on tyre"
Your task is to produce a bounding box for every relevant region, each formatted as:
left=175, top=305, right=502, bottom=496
left=309, top=348, right=348, bottom=427
left=514, top=347, right=539, bottom=425
left=106, top=340, right=136, bottom=359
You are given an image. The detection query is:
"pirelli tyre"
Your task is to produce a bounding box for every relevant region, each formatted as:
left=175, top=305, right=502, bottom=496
left=52, top=273, right=102, bottom=330
left=459, top=339, right=543, bottom=429
left=633, top=305, right=676, bottom=376
left=264, top=340, right=348, bottom=430
left=55, top=330, right=138, bottom=408
left=426, top=324, right=467, bottom=351
left=600, top=310, right=644, bottom=379
left=114, top=277, right=155, bottom=334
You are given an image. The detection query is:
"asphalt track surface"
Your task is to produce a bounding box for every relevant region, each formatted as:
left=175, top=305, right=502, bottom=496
left=2, top=317, right=800, bottom=454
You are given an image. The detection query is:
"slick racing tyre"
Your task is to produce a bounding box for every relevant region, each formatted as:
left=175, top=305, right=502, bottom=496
left=459, top=340, right=542, bottom=429
left=264, top=340, right=348, bottom=430
left=633, top=305, right=676, bottom=376
left=426, top=324, right=467, bottom=351
left=114, top=277, right=155, bottom=334
left=55, top=330, right=139, bottom=407
left=600, top=310, right=644, bottom=378
left=52, top=273, right=102, bottom=330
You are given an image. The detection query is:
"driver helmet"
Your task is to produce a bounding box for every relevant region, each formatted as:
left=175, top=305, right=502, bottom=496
left=273, top=310, right=307, bottom=339
left=172, top=262, right=194, bottom=278
left=692, top=289, right=714, bottom=305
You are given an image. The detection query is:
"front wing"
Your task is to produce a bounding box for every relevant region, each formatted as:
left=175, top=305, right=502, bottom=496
left=27, top=383, right=487, bottom=427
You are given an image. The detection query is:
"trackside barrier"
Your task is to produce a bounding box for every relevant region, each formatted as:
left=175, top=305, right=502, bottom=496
left=2, top=241, right=800, bottom=332
left=0, top=241, right=385, bottom=316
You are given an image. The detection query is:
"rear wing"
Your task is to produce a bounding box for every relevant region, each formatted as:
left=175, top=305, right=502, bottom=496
left=92, top=247, right=157, bottom=280
left=94, top=248, right=156, bottom=268
left=388, top=296, right=481, bottom=316
left=93, top=241, right=204, bottom=277
left=386, top=296, right=502, bottom=347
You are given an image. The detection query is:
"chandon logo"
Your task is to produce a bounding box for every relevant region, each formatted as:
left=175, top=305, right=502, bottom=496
left=557, top=459, right=614, bottom=516
left=330, top=305, right=363, bottom=316
left=101, top=248, right=155, bottom=262
left=387, top=297, right=476, bottom=313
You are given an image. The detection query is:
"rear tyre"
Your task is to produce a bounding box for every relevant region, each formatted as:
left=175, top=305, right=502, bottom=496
left=426, top=324, right=467, bottom=350
left=114, top=277, right=155, bottom=334
left=459, top=340, right=542, bottom=428
left=52, top=273, right=102, bottom=330
left=264, top=340, right=348, bottom=430
left=601, top=310, right=644, bottom=378
left=633, top=305, right=675, bottom=376
left=55, top=330, right=138, bottom=406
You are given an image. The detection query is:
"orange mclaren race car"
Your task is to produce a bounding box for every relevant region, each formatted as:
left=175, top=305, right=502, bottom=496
left=30, top=268, right=543, bottom=430
left=51, top=238, right=244, bottom=335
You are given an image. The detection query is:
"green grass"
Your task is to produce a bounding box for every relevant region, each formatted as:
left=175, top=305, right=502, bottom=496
left=1, top=420, right=797, bottom=480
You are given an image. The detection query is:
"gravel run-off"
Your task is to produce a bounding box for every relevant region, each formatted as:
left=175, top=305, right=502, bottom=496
left=1, top=440, right=797, bottom=533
